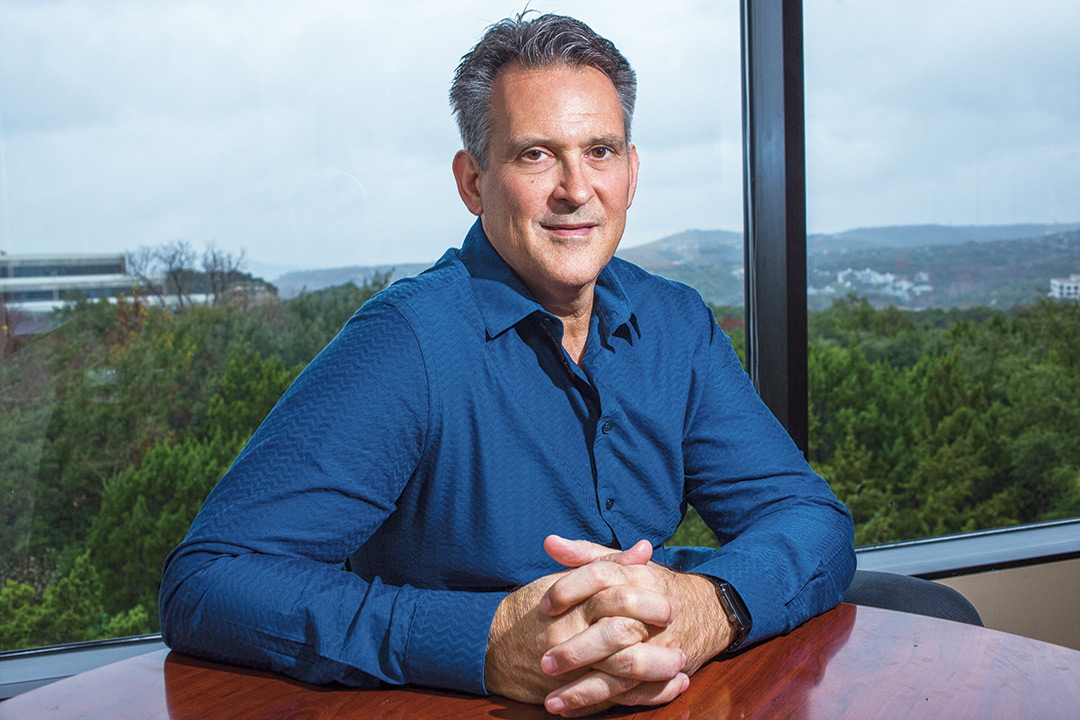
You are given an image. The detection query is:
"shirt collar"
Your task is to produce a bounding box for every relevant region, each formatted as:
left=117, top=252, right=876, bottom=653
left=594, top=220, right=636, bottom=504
left=457, top=219, right=637, bottom=343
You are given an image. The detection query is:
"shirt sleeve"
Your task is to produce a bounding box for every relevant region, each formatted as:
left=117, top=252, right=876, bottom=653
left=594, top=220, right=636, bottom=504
left=159, top=300, right=504, bottom=695
left=678, top=303, right=856, bottom=646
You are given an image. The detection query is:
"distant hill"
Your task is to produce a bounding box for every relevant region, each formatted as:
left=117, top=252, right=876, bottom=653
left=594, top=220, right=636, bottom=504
left=618, top=222, right=1080, bottom=260
left=263, top=222, right=1080, bottom=309
left=807, top=228, right=1080, bottom=310
left=275, top=262, right=432, bottom=299
left=808, top=222, right=1080, bottom=254
left=617, top=229, right=744, bottom=266
left=613, top=223, right=1080, bottom=308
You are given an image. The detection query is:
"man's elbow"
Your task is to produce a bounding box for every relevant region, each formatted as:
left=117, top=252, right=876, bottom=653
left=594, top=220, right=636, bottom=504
left=157, top=546, right=217, bottom=651
left=821, top=498, right=857, bottom=604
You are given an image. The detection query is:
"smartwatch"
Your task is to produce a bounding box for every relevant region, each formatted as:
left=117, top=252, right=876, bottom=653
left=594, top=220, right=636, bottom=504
left=713, top=580, right=752, bottom=653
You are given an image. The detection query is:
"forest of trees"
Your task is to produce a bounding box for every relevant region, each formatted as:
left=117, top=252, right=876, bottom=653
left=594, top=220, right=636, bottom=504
left=2, top=279, right=1078, bottom=651
left=674, top=296, right=1080, bottom=547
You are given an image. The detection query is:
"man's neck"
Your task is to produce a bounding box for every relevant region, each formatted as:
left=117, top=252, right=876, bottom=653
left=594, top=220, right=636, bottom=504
left=532, top=282, right=595, bottom=365
left=556, top=303, right=592, bottom=365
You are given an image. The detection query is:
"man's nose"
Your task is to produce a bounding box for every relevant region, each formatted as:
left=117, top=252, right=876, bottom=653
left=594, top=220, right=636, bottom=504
left=551, top=158, right=594, bottom=207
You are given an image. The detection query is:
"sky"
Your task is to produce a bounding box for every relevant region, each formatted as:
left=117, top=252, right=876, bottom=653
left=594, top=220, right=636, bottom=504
left=0, top=0, right=1077, bottom=274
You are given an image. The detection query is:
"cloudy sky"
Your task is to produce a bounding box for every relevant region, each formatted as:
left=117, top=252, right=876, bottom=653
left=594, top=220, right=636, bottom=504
left=0, top=0, right=1076, bottom=273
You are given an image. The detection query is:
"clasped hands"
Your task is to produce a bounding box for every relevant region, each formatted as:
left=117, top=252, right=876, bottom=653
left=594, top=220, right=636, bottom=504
left=484, top=535, right=731, bottom=717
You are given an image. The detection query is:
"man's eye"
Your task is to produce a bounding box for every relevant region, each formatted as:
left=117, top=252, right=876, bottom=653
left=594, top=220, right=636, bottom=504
left=522, top=150, right=544, bottom=161
left=590, top=147, right=613, bottom=159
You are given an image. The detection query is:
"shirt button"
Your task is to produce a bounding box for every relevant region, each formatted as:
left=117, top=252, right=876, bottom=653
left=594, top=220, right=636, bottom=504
left=605, top=498, right=615, bottom=510
left=601, top=421, right=613, bottom=434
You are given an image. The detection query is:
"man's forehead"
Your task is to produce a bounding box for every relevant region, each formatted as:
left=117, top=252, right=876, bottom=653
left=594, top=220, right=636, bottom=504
left=493, top=61, right=617, bottom=93
left=489, top=62, right=626, bottom=138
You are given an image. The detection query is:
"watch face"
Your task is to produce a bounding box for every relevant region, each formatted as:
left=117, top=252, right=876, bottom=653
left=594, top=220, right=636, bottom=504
left=716, top=583, right=739, bottom=621
left=716, top=581, right=751, bottom=648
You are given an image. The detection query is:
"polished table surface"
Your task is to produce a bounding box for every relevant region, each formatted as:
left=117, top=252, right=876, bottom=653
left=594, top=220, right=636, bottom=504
left=3, top=604, right=1079, bottom=719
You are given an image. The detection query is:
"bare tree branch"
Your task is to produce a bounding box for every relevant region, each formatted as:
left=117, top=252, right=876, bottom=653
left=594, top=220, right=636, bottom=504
left=124, top=246, right=163, bottom=301
left=155, top=240, right=197, bottom=309
left=202, top=243, right=247, bottom=306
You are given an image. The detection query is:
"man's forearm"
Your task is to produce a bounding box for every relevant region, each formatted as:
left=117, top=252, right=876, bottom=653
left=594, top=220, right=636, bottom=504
left=684, top=502, right=854, bottom=646
left=161, top=547, right=502, bottom=694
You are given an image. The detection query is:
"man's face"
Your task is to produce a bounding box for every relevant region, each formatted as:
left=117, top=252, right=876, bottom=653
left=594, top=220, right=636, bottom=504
left=456, top=63, right=639, bottom=305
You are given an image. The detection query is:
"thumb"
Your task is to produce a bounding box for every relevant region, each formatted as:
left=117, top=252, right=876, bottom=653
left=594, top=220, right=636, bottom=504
left=544, top=535, right=653, bottom=569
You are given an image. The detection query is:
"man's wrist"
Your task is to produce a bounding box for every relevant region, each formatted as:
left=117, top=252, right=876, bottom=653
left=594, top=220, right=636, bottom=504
left=484, top=589, right=531, bottom=700
left=711, top=580, right=751, bottom=653
left=687, top=574, right=751, bottom=656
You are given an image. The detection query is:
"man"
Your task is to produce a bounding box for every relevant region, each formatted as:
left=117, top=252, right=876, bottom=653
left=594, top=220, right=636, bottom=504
left=160, top=13, right=855, bottom=717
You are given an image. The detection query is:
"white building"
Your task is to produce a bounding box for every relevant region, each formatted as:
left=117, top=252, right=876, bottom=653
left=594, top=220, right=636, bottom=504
left=0, top=253, right=138, bottom=313
left=1049, top=274, right=1080, bottom=301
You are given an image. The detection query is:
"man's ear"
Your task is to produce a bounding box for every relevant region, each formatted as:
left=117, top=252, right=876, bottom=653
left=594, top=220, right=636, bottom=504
left=626, top=143, right=640, bottom=210
left=453, top=150, right=484, bottom=216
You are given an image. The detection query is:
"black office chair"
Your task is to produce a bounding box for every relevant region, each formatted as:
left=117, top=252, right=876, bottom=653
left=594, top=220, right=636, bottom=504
left=843, top=569, right=983, bottom=626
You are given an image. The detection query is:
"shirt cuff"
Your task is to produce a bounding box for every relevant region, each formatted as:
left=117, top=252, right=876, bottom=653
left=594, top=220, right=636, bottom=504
left=403, top=588, right=506, bottom=695
left=676, top=553, right=786, bottom=647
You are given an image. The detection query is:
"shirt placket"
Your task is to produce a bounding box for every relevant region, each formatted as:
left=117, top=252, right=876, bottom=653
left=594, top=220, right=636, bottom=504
left=538, top=312, right=623, bottom=536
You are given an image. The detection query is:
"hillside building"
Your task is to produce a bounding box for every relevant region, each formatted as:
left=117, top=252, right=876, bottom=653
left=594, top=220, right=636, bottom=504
left=1050, top=274, right=1080, bottom=301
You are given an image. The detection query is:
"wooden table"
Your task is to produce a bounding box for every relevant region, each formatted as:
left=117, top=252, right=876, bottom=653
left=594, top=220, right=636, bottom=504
left=3, top=604, right=1078, bottom=719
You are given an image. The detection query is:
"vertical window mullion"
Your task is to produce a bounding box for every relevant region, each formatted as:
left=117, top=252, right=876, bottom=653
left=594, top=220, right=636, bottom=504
left=741, top=0, right=808, bottom=453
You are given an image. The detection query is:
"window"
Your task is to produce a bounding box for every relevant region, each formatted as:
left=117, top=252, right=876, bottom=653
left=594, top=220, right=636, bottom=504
left=0, top=1, right=739, bottom=653
left=802, top=0, right=1080, bottom=545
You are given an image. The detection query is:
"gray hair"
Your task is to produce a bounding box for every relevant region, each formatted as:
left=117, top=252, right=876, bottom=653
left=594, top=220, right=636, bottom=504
left=450, top=12, right=637, bottom=169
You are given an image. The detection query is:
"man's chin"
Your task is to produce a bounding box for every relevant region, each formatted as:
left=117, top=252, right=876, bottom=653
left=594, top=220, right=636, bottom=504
left=540, top=262, right=613, bottom=292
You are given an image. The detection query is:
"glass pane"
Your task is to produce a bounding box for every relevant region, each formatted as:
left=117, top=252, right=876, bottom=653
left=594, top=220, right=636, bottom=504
left=804, top=0, right=1080, bottom=546
left=0, top=1, right=740, bottom=651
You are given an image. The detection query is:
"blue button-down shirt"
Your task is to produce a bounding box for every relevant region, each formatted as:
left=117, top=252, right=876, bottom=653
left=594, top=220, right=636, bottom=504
left=160, top=220, right=854, bottom=695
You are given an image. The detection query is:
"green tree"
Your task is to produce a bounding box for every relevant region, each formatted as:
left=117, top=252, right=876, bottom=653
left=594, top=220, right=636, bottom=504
left=3, top=266, right=394, bottom=649
left=86, top=434, right=243, bottom=624
left=0, top=581, right=38, bottom=649
left=0, top=552, right=106, bottom=650
left=204, top=351, right=300, bottom=444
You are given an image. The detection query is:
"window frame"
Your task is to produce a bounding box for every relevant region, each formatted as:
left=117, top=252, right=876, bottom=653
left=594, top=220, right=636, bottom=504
left=741, top=0, right=809, bottom=453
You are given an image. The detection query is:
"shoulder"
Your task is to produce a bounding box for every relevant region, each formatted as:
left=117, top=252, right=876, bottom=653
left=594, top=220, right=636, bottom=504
left=605, top=256, right=738, bottom=376
left=349, top=250, right=480, bottom=336
left=606, top=256, right=714, bottom=326
left=369, top=250, right=469, bottom=309
left=325, top=251, right=487, bottom=401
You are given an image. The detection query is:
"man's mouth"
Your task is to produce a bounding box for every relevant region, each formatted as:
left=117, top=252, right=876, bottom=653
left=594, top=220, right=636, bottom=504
left=540, top=222, right=598, bottom=238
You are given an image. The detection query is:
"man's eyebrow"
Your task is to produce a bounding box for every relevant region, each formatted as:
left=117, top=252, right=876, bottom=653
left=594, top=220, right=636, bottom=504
left=504, top=134, right=628, bottom=156
left=590, top=135, right=628, bottom=151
